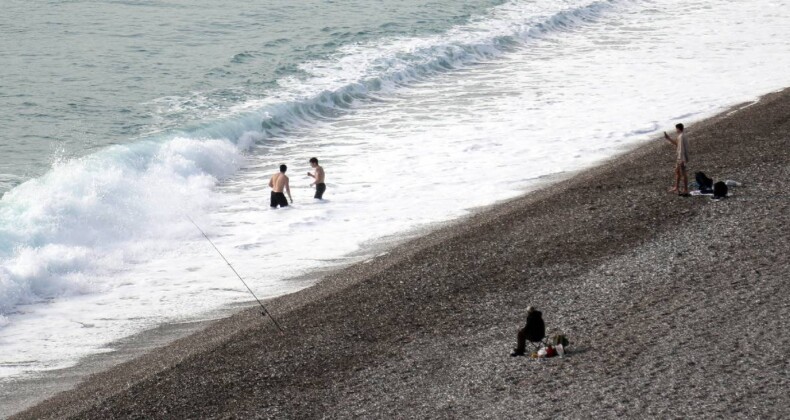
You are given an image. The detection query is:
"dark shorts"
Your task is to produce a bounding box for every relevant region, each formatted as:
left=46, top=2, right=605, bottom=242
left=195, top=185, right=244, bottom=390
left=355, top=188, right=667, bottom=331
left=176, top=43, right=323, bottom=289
left=314, top=183, right=326, bottom=199
left=270, top=191, right=288, bottom=208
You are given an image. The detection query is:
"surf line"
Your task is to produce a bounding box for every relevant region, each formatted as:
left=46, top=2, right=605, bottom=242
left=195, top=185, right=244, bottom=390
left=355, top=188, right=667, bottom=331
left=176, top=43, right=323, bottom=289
left=186, top=215, right=285, bottom=333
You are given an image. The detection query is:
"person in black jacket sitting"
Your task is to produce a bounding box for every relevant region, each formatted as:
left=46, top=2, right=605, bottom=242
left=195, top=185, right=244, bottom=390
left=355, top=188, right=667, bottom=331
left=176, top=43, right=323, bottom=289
left=511, top=306, right=545, bottom=357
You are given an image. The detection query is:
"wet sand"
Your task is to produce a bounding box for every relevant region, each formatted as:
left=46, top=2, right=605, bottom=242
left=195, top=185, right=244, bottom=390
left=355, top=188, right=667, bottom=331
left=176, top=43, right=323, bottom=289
left=12, top=88, right=790, bottom=419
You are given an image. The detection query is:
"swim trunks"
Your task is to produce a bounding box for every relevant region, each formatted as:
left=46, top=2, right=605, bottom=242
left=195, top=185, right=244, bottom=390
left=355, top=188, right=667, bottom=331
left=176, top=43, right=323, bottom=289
left=314, top=183, right=326, bottom=199
left=270, top=191, right=289, bottom=208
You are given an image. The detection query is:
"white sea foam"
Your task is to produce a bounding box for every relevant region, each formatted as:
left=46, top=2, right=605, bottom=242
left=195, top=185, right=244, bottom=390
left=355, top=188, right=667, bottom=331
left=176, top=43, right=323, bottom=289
left=0, top=137, right=246, bottom=312
left=1, top=0, right=789, bottom=385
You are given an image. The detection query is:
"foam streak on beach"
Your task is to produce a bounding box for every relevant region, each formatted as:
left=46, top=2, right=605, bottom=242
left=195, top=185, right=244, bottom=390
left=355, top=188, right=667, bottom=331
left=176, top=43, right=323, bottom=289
left=1, top=0, right=789, bottom=416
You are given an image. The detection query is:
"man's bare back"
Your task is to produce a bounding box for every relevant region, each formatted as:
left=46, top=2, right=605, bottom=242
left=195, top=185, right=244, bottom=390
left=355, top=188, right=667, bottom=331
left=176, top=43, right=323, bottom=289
left=269, top=164, right=292, bottom=208
left=269, top=172, right=289, bottom=192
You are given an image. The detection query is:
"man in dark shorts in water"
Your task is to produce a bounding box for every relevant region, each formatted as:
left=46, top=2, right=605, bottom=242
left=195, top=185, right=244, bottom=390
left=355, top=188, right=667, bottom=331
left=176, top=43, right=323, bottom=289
left=307, top=157, right=326, bottom=199
left=269, top=164, right=292, bottom=208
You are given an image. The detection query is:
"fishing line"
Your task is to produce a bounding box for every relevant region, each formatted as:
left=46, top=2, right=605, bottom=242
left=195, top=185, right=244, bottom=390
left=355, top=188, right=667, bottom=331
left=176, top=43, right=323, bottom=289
left=186, top=215, right=284, bottom=333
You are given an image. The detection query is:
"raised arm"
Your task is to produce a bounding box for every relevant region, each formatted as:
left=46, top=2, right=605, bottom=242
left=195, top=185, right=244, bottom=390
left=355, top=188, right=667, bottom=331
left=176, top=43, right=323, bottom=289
left=664, top=131, right=677, bottom=146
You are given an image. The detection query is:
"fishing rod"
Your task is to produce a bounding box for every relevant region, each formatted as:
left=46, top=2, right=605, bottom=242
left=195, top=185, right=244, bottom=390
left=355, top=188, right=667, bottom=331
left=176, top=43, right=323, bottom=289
left=186, top=215, right=284, bottom=333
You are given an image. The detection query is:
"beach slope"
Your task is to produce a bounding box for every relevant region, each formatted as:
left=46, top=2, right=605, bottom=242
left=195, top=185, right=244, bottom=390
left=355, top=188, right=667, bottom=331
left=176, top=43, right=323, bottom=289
left=14, top=89, right=790, bottom=419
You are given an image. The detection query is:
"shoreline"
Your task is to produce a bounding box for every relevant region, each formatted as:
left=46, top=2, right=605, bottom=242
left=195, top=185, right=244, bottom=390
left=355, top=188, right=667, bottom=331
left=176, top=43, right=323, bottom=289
left=0, top=132, right=591, bottom=417
left=9, top=88, right=790, bottom=418
left=0, top=156, right=577, bottom=416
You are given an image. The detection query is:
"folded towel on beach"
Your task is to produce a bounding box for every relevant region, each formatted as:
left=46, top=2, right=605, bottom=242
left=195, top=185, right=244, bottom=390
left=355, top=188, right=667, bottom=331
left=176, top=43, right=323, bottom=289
left=690, top=190, right=713, bottom=196
left=690, top=190, right=733, bottom=199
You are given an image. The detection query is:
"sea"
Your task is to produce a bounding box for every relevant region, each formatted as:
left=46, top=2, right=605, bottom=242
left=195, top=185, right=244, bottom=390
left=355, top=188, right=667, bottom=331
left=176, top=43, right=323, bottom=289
left=1, top=0, right=789, bottom=412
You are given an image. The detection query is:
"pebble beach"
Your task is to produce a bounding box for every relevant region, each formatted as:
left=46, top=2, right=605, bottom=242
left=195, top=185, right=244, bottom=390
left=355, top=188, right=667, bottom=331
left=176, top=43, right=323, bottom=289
left=12, top=88, right=790, bottom=419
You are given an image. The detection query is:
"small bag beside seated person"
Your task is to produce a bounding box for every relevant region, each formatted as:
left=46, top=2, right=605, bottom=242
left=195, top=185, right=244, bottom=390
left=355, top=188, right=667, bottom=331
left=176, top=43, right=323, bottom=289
left=511, top=306, right=545, bottom=357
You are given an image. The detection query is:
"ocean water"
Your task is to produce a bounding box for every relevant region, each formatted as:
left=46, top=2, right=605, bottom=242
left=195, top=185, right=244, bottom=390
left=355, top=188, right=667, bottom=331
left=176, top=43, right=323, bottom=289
left=1, top=0, right=789, bottom=394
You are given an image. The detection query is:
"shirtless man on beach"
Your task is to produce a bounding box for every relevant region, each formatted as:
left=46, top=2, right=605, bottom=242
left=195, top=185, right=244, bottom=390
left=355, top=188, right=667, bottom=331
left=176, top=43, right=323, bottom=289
left=307, top=157, right=326, bottom=199
left=269, top=164, right=292, bottom=208
left=664, top=123, right=689, bottom=195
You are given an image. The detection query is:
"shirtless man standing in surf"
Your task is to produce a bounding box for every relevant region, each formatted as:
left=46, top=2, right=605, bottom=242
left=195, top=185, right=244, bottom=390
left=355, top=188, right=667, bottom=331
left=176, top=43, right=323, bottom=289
left=307, top=157, right=326, bottom=199
left=269, top=164, right=293, bottom=208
